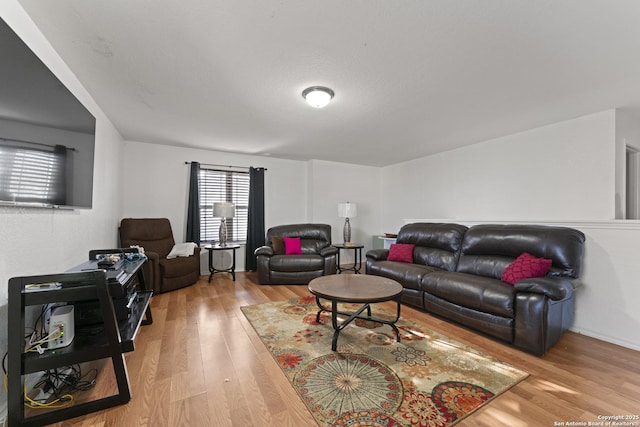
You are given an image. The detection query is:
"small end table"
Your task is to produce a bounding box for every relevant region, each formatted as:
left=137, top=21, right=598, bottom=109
left=204, top=243, right=241, bottom=282
left=333, top=243, right=364, bottom=274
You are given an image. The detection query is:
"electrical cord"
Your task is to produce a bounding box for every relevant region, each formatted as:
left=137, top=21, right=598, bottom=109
left=3, top=310, right=98, bottom=409
left=23, top=381, right=73, bottom=409
left=24, top=329, right=63, bottom=354
left=22, top=365, right=98, bottom=409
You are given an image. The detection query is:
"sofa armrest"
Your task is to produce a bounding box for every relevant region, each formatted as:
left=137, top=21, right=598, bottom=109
left=143, top=251, right=160, bottom=293
left=366, top=249, right=389, bottom=261
left=255, top=245, right=274, bottom=257
left=514, top=277, right=576, bottom=301
left=320, top=246, right=338, bottom=257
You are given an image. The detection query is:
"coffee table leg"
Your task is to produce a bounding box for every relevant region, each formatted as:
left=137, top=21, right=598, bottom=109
left=314, top=296, right=326, bottom=323
left=331, top=302, right=372, bottom=351
left=391, top=298, right=401, bottom=342
left=331, top=300, right=340, bottom=351
left=208, top=249, right=214, bottom=283
left=313, top=295, right=401, bottom=351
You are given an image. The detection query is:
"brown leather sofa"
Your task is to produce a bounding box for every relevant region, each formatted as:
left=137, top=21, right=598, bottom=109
left=366, top=222, right=585, bottom=355
left=119, top=218, right=201, bottom=294
left=254, top=224, right=338, bottom=284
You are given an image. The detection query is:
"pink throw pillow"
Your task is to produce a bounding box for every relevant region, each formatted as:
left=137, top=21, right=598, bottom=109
left=387, top=243, right=415, bottom=263
left=283, top=237, right=302, bottom=255
left=501, top=252, right=553, bottom=285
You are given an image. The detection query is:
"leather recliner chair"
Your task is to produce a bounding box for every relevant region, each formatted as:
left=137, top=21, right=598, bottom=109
left=254, top=223, right=338, bottom=284
left=119, top=218, right=201, bottom=294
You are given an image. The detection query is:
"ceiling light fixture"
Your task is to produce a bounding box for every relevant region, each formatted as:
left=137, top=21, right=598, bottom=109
left=302, top=86, right=334, bottom=108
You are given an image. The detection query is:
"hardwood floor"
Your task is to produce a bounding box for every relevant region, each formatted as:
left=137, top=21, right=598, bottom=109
left=49, top=273, right=640, bottom=426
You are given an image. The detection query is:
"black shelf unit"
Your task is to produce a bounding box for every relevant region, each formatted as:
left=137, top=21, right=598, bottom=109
left=7, top=254, right=153, bottom=427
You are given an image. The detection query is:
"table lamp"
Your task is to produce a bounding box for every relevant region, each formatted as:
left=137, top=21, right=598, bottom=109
left=213, top=202, right=235, bottom=246
left=338, top=202, right=357, bottom=243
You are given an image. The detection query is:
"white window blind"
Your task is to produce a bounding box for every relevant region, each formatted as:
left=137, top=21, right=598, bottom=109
left=0, top=145, right=63, bottom=203
left=199, top=168, right=249, bottom=243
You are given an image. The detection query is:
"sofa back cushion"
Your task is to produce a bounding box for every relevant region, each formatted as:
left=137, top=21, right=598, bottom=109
left=457, top=224, right=585, bottom=279
left=119, top=218, right=176, bottom=259
left=266, top=223, right=332, bottom=254
left=396, top=223, right=468, bottom=271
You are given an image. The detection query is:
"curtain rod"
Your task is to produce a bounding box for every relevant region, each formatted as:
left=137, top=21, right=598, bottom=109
left=185, top=161, right=267, bottom=171
left=1, top=137, right=77, bottom=151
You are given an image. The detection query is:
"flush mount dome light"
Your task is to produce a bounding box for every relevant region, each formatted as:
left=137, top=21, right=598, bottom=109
left=302, top=86, right=334, bottom=108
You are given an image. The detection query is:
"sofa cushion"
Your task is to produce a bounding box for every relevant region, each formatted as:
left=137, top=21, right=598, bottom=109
left=387, top=243, right=415, bottom=263
left=366, top=260, right=442, bottom=291
left=424, top=293, right=514, bottom=343
left=501, top=252, right=552, bottom=285
left=264, top=223, right=332, bottom=255
left=269, top=254, right=324, bottom=272
left=421, top=271, right=516, bottom=318
left=396, top=223, right=468, bottom=271
left=119, top=218, right=175, bottom=259
left=457, top=224, right=585, bottom=278
left=284, top=237, right=302, bottom=255
left=159, top=256, right=199, bottom=279
left=271, top=236, right=285, bottom=255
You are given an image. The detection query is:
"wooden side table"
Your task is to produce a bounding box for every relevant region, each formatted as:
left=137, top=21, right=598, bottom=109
left=204, top=244, right=241, bottom=282
left=333, top=243, right=364, bottom=274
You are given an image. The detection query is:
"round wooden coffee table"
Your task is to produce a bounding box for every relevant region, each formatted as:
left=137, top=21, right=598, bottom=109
left=308, top=274, right=403, bottom=351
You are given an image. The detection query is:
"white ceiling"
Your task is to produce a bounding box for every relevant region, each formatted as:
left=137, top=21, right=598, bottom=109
left=16, top=0, right=640, bottom=167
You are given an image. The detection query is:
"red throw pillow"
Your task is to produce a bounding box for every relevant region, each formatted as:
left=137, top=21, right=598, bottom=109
left=283, top=237, right=302, bottom=255
left=501, top=252, right=553, bottom=285
left=387, top=243, right=415, bottom=263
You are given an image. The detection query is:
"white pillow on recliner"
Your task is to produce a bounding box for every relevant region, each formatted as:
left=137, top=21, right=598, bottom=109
left=166, top=242, right=197, bottom=259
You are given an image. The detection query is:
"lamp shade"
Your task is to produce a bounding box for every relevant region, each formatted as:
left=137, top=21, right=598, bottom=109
left=213, top=202, right=235, bottom=218
left=338, top=202, right=357, bottom=218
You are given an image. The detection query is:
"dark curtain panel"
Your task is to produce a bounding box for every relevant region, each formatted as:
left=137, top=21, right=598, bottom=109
left=52, top=145, right=67, bottom=206
left=186, top=161, right=201, bottom=245
left=245, top=167, right=265, bottom=271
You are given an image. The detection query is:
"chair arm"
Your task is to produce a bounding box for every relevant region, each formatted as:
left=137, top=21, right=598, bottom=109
left=366, top=249, right=389, bottom=261
left=144, top=251, right=160, bottom=293
left=320, top=246, right=338, bottom=257
left=514, top=277, right=577, bottom=301
left=255, top=245, right=274, bottom=257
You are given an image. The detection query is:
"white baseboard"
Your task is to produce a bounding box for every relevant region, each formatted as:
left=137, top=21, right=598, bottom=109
left=570, top=327, right=640, bottom=352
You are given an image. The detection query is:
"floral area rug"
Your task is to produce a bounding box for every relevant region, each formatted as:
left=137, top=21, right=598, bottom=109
left=241, top=296, right=528, bottom=427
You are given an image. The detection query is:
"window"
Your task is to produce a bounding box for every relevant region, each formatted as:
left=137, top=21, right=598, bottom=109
left=0, top=143, right=66, bottom=205
left=199, top=168, right=249, bottom=243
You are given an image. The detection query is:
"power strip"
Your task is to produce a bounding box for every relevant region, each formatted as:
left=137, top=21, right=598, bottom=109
left=24, top=371, right=46, bottom=399
left=27, top=367, right=74, bottom=404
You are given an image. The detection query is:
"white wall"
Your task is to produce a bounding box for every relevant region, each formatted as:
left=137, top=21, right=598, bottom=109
left=307, top=159, right=382, bottom=263
left=120, top=140, right=313, bottom=272
left=119, top=144, right=385, bottom=272
left=382, top=110, right=640, bottom=350
left=381, top=110, right=617, bottom=233
left=574, top=222, right=640, bottom=350
left=0, top=1, right=125, bottom=416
